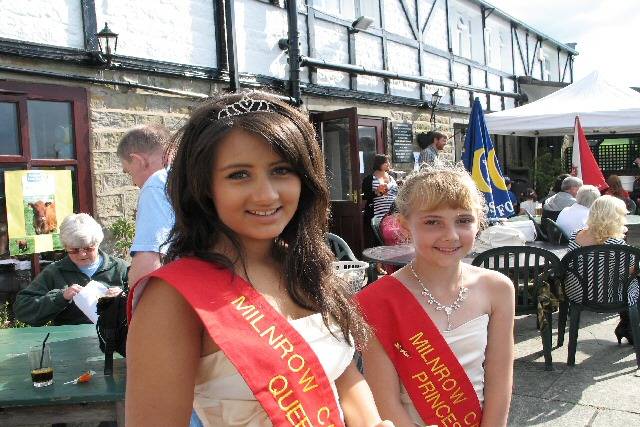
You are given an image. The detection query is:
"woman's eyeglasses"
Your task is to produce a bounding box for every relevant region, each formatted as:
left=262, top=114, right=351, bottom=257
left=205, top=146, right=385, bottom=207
left=66, top=246, right=96, bottom=254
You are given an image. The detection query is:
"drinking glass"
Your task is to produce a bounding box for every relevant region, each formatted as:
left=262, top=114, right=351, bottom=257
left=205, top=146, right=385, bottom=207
left=28, top=343, right=54, bottom=387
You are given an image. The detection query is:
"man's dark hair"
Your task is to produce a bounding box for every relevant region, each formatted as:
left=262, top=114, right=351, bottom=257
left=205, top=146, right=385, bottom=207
left=416, top=131, right=446, bottom=149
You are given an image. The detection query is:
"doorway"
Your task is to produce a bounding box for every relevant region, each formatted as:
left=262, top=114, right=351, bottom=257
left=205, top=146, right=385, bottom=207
left=313, top=109, right=384, bottom=256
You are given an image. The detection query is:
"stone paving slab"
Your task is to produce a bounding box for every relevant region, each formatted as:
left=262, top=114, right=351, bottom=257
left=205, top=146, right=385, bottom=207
left=510, top=311, right=640, bottom=426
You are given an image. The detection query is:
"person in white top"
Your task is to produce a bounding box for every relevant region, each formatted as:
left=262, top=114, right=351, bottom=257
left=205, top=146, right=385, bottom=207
left=556, top=185, right=601, bottom=237
left=519, top=188, right=538, bottom=216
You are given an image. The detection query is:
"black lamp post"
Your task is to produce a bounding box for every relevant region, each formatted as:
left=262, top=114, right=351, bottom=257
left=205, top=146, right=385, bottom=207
left=96, top=22, right=118, bottom=66
left=428, top=90, right=442, bottom=128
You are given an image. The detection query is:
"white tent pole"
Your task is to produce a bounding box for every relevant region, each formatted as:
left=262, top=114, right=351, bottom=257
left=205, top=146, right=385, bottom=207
left=534, top=136, right=538, bottom=189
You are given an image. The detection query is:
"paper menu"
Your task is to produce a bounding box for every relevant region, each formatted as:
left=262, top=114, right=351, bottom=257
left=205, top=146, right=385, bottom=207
left=72, top=280, right=109, bottom=324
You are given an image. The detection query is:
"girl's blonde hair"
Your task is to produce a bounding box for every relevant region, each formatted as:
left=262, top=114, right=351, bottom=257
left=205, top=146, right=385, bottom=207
left=395, top=164, right=486, bottom=227
left=587, top=195, right=627, bottom=243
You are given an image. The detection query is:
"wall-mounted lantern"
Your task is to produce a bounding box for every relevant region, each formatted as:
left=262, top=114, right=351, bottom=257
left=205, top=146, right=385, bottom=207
left=96, top=22, right=118, bottom=66
left=428, top=90, right=442, bottom=127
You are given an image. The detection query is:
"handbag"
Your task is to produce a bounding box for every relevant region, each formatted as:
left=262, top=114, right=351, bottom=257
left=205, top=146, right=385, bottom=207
left=96, top=291, right=128, bottom=375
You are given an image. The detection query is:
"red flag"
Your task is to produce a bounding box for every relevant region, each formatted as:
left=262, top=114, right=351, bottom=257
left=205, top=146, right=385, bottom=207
left=571, top=116, right=608, bottom=191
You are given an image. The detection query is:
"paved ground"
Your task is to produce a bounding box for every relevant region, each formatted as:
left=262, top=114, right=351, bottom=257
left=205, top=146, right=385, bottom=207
left=509, top=311, right=640, bottom=426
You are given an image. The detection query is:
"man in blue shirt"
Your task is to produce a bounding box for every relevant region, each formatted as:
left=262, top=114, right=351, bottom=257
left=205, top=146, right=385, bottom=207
left=417, top=131, right=448, bottom=165
left=117, top=124, right=174, bottom=286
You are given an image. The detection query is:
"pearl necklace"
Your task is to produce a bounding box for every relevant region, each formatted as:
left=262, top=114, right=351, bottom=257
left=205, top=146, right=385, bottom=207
left=409, top=261, right=469, bottom=331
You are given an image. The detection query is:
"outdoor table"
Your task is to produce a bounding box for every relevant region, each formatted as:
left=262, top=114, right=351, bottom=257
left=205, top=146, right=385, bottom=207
left=625, top=215, right=640, bottom=247
left=362, top=241, right=569, bottom=267
left=0, top=324, right=125, bottom=426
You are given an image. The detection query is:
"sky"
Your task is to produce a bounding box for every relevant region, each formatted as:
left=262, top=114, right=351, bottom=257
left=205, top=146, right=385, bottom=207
left=488, top=0, right=640, bottom=87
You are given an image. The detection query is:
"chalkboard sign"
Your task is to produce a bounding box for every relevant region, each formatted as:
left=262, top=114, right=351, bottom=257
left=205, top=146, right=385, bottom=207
left=392, top=123, right=414, bottom=163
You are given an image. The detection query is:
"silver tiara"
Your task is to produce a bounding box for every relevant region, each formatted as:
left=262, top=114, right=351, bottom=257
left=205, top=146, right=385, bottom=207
left=217, top=93, right=273, bottom=119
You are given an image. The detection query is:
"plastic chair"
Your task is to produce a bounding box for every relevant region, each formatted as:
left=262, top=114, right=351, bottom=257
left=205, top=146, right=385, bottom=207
left=526, top=210, right=547, bottom=242
left=326, top=233, right=376, bottom=284
left=472, top=246, right=562, bottom=370
left=557, top=244, right=640, bottom=369
left=371, top=217, right=384, bottom=245
left=542, top=217, right=569, bottom=245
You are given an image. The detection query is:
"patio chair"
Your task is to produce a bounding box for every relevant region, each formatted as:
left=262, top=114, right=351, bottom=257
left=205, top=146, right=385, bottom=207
left=371, top=216, right=384, bottom=245
left=472, top=246, right=562, bottom=370
left=542, top=217, right=569, bottom=245
left=557, top=244, right=640, bottom=369
left=327, top=233, right=376, bottom=284
left=525, top=210, right=547, bottom=242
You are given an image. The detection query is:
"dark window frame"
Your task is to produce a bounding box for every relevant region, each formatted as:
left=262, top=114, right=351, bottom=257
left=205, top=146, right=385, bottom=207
left=0, top=80, right=92, bottom=215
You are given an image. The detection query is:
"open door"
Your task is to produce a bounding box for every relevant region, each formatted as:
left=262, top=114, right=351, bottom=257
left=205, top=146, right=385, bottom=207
left=312, top=108, right=364, bottom=255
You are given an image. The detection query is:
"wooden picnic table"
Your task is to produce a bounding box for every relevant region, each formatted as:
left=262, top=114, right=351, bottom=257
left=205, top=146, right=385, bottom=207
left=362, top=241, right=569, bottom=267
left=0, top=324, right=125, bottom=426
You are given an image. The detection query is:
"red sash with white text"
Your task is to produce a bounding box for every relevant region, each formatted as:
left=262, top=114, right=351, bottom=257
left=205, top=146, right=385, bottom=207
left=128, top=257, right=345, bottom=427
left=356, top=276, right=482, bottom=427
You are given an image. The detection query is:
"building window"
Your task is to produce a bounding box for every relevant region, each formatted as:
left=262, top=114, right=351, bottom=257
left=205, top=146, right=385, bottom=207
left=542, top=55, right=551, bottom=81
left=484, top=27, right=495, bottom=67
left=456, top=17, right=472, bottom=58
left=0, top=81, right=92, bottom=257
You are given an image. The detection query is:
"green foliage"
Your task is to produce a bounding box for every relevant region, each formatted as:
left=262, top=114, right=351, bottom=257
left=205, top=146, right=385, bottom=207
left=533, top=149, right=566, bottom=197
left=110, top=217, right=136, bottom=259
left=0, top=302, right=28, bottom=329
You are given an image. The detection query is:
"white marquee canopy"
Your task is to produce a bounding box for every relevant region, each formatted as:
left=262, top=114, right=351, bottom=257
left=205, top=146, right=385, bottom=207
left=485, top=71, right=640, bottom=136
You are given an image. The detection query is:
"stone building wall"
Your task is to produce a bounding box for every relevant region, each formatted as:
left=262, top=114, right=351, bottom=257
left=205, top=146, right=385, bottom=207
left=0, top=57, right=222, bottom=252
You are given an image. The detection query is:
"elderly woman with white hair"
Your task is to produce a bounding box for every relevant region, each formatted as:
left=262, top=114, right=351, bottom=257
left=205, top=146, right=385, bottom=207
left=565, top=195, right=638, bottom=345
left=14, top=213, right=128, bottom=326
left=556, top=185, right=601, bottom=237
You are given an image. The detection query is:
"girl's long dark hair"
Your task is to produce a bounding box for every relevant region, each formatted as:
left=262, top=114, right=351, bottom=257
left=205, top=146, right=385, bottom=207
left=165, top=91, right=367, bottom=344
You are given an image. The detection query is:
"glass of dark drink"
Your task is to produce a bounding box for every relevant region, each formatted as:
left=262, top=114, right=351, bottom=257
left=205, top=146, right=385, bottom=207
left=28, top=344, right=54, bottom=387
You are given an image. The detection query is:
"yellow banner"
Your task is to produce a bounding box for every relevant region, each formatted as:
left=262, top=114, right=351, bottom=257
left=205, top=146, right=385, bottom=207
left=4, top=170, right=74, bottom=255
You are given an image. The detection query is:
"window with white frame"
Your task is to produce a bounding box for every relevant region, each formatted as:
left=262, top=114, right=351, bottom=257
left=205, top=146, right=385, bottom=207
left=542, top=55, right=551, bottom=81
left=484, top=27, right=495, bottom=67
left=456, top=17, right=472, bottom=58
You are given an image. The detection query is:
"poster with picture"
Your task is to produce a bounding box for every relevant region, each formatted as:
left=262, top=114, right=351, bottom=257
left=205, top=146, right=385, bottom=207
left=4, top=170, right=73, bottom=255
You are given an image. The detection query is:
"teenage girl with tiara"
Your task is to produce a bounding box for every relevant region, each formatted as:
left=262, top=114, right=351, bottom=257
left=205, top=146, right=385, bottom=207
left=125, top=91, right=392, bottom=427
left=357, top=165, right=514, bottom=427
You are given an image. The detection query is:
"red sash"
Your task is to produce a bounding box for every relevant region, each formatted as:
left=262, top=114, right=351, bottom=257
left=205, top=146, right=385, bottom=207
left=127, top=258, right=345, bottom=427
left=356, top=276, right=482, bottom=427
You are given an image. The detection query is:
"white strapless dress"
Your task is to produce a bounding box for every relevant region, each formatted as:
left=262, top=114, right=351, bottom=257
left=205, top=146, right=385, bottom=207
left=192, top=313, right=354, bottom=427
left=400, top=314, right=489, bottom=425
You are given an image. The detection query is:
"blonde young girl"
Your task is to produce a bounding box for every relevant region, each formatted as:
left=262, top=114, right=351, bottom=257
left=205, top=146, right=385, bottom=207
left=357, top=166, right=514, bottom=427
left=125, top=92, right=391, bottom=427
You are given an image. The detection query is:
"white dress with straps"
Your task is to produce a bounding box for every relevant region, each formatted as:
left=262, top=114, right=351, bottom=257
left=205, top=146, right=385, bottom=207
left=192, top=313, right=355, bottom=426
left=399, top=314, right=489, bottom=425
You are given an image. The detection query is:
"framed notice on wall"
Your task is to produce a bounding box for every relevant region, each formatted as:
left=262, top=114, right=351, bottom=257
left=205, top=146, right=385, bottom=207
left=4, top=170, right=74, bottom=256
left=392, top=122, right=414, bottom=163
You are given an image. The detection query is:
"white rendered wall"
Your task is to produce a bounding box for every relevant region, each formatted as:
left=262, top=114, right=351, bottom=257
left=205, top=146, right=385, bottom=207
left=423, top=52, right=451, bottom=104
left=235, top=0, right=287, bottom=79
left=0, top=0, right=84, bottom=48
left=387, top=42, right=420, bottom=99
left=485, top=14, right=513, bottom=74
left=355, top=32, right=385, bottom=93
left=487, top=73, right=501, bottom=111
left=422, top=0, right=448, bottom=52
left=383, top=0, right=414, bottom=40
left=452, top=62, right=470, bottom=107
left=94, top=0, right=216, bottom=67
left=314, top=19, right=350, bottom=89
left=512, top=27, right=527, bottom=77
left=449, top=0, right=483, bottom=63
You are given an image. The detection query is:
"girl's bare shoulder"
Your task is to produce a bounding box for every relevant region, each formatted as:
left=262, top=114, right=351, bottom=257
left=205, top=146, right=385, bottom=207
left=464, top=263, right=514, bottom=297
